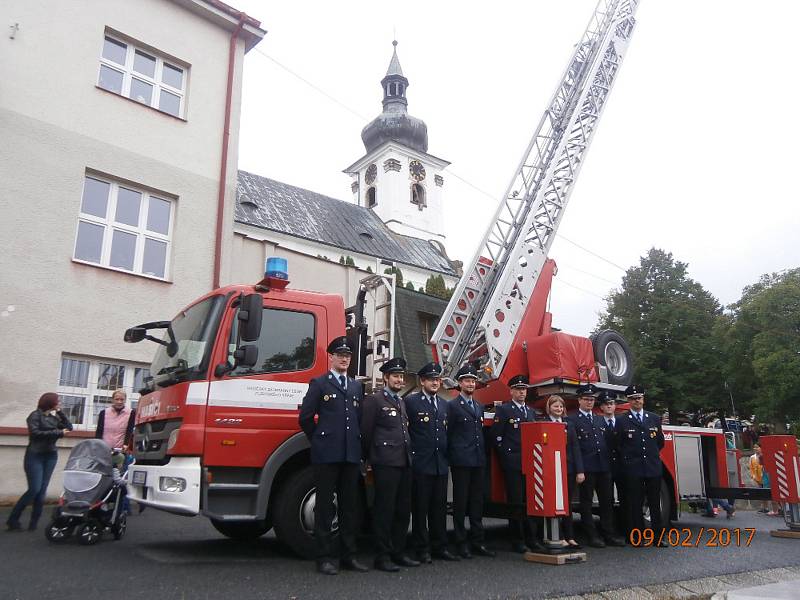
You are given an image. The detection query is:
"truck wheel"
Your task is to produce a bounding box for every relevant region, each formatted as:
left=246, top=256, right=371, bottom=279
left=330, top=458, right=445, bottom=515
left=210, top=517, right=272, bottom=540
left=273, top=466, right=335, bottom=559
left=591, top=330, right=633, bottom=386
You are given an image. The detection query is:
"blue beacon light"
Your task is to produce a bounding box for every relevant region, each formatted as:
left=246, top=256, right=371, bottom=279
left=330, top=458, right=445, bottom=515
left=265, top=257, right=288, bottom=280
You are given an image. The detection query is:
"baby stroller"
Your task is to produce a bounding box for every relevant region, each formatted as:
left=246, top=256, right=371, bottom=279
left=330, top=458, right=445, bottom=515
left=45, top=438, right=128, bottom=545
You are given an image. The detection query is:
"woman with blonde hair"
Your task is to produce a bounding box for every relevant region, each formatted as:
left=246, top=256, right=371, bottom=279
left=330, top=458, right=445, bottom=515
left=544, top=395, right=584, bottom=548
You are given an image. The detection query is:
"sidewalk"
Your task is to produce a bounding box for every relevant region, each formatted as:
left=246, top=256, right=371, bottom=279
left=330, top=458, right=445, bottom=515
left=549, top=566, right=800, bottom=599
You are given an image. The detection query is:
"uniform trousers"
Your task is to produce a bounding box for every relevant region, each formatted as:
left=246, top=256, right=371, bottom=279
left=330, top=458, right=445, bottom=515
left=562, top=473, right=578, bottom=540
left=451, top=466, right=485, bottom=546
left=611, top=470, right=627, bottom=534
left=314, top=462, right=360, bottom=564
left=372, top=464, right=412, bottom=560
left=578, top=471, right=616, bottom=539
left=625, top=475, right=663, bottom=537
left=503, top=470, right=539, bottom=546
left=411, top=472, right=448, bottom=554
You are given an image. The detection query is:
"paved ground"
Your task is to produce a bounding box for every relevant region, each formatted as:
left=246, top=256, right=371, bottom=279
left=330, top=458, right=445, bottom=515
left=1, top=506, right=798, bottom=600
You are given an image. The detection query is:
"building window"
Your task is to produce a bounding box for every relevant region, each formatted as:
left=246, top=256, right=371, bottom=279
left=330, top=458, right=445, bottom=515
left=366, top=187, right=377, bottom=208
left=98, top=34, right=187, bottom=118
left=57, top=356, right=150, bottom=429
left=74, top=175, right=173, bottom=279
left=411, top=183, right=426, bottom=210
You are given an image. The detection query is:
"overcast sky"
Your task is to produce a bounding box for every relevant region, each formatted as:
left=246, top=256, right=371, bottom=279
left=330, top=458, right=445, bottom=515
left=233, top=0, right=800, bottom=337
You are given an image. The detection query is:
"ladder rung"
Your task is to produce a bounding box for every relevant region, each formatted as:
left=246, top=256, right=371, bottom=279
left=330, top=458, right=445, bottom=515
left=374, top=330, right=390, bottom=336
left=376, top=302, right=392, bottom=310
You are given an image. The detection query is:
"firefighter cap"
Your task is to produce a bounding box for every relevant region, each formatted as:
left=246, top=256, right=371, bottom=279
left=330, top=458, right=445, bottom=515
left=625, top=384, right=646, bottom=397
left=456, top=364, right=479, bottom=380
left=576, top=383, right=599, bottom=397
left=417, top=362, right=443, bottom=379
left=597, top=391, right=616, bottom=404
left=326, top=336, right=353, bottom=355
left=379, top=356, right=407, bottom=374
left=508, top=374, right=530, bottom=389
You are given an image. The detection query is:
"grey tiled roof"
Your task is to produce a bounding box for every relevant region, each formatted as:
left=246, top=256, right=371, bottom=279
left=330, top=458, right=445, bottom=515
left=235, top=170, right=456, bottom=276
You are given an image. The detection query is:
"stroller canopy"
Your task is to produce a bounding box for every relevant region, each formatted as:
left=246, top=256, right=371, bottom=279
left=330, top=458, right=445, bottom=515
left=66, top=439, right=114, bottom=476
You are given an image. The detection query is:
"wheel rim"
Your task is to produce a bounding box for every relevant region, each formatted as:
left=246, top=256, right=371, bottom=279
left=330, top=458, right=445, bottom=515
left=49, top=525, right=71, bottom=540
left=604, top=341, right=628, bottom=377
left=81, top=524, right=99, bottom=543
left=299, top=488, right=338, bottom=535
left=117, top=515, right=127, bottom=537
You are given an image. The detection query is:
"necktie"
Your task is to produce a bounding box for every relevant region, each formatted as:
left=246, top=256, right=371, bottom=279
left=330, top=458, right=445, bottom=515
left=607, top=419, right=613, bottom=427
left=468, top=399, right=475, bottom=416
left=338, top=375, right=346, bottom=390
left=636, top=412, right=642, bottom=424
left=429, top=395, right=437, bottom=415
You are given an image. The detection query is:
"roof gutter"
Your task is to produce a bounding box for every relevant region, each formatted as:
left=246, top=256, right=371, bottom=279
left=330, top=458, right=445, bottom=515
left=213, top=11, right=246, bottom=289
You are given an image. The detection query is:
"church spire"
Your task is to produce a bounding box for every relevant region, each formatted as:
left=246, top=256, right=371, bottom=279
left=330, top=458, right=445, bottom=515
left=386, top=40, right=403, bottom=77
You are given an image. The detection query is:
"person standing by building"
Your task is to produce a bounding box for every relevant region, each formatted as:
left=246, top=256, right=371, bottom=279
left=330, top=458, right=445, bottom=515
left=405, top=362, right=459, bottom=563
left=448, top=364, right=495, bottom=559
left=598, top=391, right=625, bottom=536
left=299, top=336, right=369, bottom=575
left=491, top=374, right=545, bottom=553
left=615, top=384, right=667, bottom=546
left=6, top=392, right=73, bottom=531
left=95, top=389, right=136, bottom=451
left=362, top=356, right=419, bottom=572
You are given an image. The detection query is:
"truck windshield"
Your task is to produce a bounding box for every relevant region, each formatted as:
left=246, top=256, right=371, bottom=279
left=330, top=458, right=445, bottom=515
left=149, top=295, right=225, bottom=389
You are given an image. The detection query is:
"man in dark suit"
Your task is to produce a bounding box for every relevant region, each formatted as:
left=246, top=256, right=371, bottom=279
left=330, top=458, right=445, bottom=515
left=448, top=364, right=495, bottom=559
left=299, top=336, right=369, bottom=575
left=615, top=384, right=667, bottom=547
left=361, top=356, right=419, bottom=572
left=569, top=384, right=625, bottom=547
left=405, top=362, right=459, bottom=563
left=598, top=391, right=626, bottom=536
left=490, top=374, right=545, bottom=553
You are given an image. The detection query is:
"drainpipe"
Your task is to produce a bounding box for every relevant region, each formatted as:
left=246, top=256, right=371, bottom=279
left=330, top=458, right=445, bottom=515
left=213, top=12, right=247, bottom=289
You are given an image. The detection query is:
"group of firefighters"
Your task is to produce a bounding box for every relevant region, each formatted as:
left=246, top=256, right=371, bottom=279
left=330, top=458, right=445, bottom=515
left=298, top=335, right=667, bottom=576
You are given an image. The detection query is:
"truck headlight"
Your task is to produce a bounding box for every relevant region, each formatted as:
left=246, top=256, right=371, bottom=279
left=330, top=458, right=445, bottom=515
left=167, top=429, right=180, bottom=450
left=159, top=476, right=186, bottom=492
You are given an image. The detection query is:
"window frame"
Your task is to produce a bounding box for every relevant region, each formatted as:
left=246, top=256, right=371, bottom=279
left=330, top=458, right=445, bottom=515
left=73, top=174, right=175, bottom=280
left=98, top=33, right=188, bottom=118
left=57, top=355, right=151, bottom=430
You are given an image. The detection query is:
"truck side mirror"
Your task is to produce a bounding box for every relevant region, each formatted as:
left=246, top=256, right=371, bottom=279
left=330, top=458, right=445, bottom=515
left=124, top=327, right=147, bottom=343
left=233, top=344, right=259, bottom=368
left=238, top=294, right=263, bottom=342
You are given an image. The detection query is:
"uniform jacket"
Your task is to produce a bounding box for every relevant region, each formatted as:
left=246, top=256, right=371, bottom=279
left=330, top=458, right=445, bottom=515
left=361, top=389, right=411, bottom=467
left=27, top=409, right=73, bottom=454
left=614, top=410, right=664, bottom=478
left=541, top=417, right=584, bottom=475
left=490, top=401, right=536, bottom=472
left=405, top=391, right=448, bottom=475
left=298, top=371, right=363, bottom=464
left=447, top=394, right=486, bottom=468
left=568, top=411, right=612, bottom=473
left=602, top=416, right=623, bottom=477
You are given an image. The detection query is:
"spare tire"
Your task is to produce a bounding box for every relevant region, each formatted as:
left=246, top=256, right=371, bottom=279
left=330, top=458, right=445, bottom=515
left=591, top=329, right=633, bottom=386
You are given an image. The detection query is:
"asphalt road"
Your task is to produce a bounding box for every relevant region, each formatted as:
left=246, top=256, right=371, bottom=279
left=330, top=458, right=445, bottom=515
left=1, top=506, right=799, bottom=600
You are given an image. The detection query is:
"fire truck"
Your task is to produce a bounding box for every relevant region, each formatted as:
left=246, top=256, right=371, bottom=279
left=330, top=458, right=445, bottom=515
left=126, top=0, right=799, bottom=557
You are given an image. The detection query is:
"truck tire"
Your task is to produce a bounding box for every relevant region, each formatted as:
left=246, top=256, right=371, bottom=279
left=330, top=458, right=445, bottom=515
left=273, top=466, right=328, bottom=558
left=591, top=330, right=633, bottom=386
left=211, top=517, right=272, bottom=540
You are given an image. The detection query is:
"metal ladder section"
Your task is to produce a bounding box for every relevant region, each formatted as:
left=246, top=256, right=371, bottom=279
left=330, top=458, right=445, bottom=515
left=360, top=270, right=396, bottom=391
left=430, top=0, right=640, bottom=382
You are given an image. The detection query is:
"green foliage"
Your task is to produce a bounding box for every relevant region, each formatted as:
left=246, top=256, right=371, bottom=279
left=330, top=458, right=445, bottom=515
left=425, top=274, right=454, bottom=300
left=405, top=281, right=415, bottom=290
left=384, top=266, right=404, bottom=287
left=366, top=266, right=373, bottom=273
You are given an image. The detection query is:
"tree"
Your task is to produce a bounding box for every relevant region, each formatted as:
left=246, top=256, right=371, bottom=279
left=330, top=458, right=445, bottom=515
left=384, top=266, right=404, bottom=287
left=596, top=248, right=725, bottom=417
left=425, top=274, right=454, bottom=300
left=405, top=281, right=415, bottom=290
left=339, top=255, right=355, bottom=266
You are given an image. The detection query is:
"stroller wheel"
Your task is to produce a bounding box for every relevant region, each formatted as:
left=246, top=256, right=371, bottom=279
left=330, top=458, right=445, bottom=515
left=45, top=521, right=74, bottom=543
left=77, top=521, right=102, bottom=545
left=112, top=513, right=127, bottom=541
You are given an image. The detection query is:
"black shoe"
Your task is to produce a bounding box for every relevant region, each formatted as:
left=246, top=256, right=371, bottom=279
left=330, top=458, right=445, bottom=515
left=374, top=558, right=400, bottom=572
left=432, top=549, right=460, bottom=561
left=341, top=558, right=369, bottom=572
left=317, top=561, right=339, bottom=576
left=511, top=542, right=530, bottom=554
left=588, top=537, right=606, bottom=548
left=6, top=522, right=22, bottom=532
left=527, top=539, right=547, bottom=553
left=605, top=536, right=625, bottom=547
left=458, top=546, right=473, bottom=559
left=471, top=544, right=496, bottom=557
left=417, top=552, right=432, bottom=564
left=392, top=555, right=420, bottom=567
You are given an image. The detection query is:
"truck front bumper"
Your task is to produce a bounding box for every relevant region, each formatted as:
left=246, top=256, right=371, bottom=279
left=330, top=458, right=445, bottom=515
left=127, top=457, right=202, bottom=516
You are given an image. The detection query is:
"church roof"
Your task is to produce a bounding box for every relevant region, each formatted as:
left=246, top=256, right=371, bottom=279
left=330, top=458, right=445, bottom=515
left=235, top=170, right=457, bottom=276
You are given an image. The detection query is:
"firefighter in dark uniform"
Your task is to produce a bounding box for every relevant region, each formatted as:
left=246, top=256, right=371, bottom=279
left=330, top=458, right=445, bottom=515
left=598, top=390, right=626, bottom=536
left=614, top=384, right=667, bottom=547
left=405, top=362, right=459, bottom=563
left=448, top=364, right=496, bottom=559
left=490, top=374, right=546, bottom=553
left=568, top=384, right=625, bottom=547
left=298, top=336, right=369, bottom=575
left=361, top=357, right=419, bottom=571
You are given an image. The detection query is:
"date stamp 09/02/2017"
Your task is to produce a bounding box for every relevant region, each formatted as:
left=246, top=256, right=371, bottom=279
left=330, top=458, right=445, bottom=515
left=629, top=528, right=756, bottom=547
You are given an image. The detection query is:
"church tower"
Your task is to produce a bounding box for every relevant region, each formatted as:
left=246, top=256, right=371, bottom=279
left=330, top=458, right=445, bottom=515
left=344, top=41, right=449, bottom=243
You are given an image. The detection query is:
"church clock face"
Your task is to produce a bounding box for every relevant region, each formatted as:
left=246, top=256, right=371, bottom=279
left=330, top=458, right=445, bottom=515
left=409, top=160, right=426, bottom=182
left=365, top=163, right=377, bottom=185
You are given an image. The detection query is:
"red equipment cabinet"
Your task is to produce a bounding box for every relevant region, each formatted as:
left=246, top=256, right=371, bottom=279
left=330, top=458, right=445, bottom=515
left=521, top=421, right=570, bottom=517
left=759, top=435, right=800, bottom=504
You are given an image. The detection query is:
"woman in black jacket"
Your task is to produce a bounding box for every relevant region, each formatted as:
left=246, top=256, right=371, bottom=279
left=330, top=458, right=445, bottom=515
left=6, top=392, right=72, bottom=531
left=544, top=394, right=584, bottom=548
